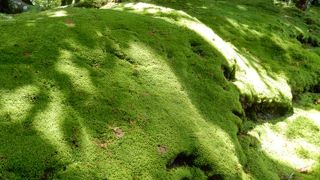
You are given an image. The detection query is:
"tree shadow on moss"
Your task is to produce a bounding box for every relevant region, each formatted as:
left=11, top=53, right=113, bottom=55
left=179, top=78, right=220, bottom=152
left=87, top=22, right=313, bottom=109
left=115, top=0, right=320, bottom=177
left=107, top=5, right=319, bottom=178
left=0, top=7, right=243, bottom=178
left=0, top=9, right=119, bottom=179
left=0, top=6, right=318, bottom=179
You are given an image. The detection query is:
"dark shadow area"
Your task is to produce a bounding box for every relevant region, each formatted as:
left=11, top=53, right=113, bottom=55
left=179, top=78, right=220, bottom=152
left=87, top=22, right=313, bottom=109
left=242, top=99, right=293, bottom=120
left=166, top=151, right=217, bottom=176
left=166, top=152, right=197, bottom=169
left=296, top=33, right=320, bottom=47
left=166, top=151, right=223, bottom=179
left=310, top=83, right=320, bottom=93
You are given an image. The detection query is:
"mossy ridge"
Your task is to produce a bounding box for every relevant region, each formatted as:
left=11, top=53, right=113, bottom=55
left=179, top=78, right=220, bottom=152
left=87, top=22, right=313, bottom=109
left=122, top=0, right=320, bottom=119
left=0, top=0, right=319, bottom=179
left=111, top=0, right=320, bottom=179
left=0, top=8, right=246, bottom=179
left=111, top=2, right=287, bottom=120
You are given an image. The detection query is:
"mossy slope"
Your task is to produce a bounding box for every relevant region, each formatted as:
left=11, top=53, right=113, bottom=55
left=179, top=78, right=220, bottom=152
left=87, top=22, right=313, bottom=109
left=0, top=0, right=319, bottom=179
left=0, top=8, right=245, bottom=179
left=123, top=0, right=320, bottom=119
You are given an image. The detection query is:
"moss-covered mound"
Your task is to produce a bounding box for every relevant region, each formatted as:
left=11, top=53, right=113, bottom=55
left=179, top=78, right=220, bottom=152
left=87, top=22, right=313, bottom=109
left=0, top=8, right=245, bottom=179
left=118, top=0, right=320, bottom=119
left=0, top=0, right=319, bottom=179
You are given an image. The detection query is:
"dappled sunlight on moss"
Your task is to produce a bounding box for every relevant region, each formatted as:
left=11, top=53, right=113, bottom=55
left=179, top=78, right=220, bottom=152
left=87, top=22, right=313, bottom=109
left=32, top=90, right=71, bottom=153
left=47, top=10, right=68, bottom=17
left=0, top=8, right=246, bottom=178
left=125, top=41, right=184, bottom=93
left=250, top=125, right=319, bottom=170
left=73, top=116, right=96, bottom=161
left=56, top=50, right=97, bottom=94
left=225, top=17, right=263, bottom=37
left=125, top=41, right=246, bottom=178
left=234, top=52, right=292, bottom=100
left=112, top=2, right=293, bottom=117
left=289, top=108, right=320, bottom=127
left=273, top=0, right=293, bottom=8
left=0, top=2, right=319, bottom=178
left=248, top=106, right=320, bottom=174
left=0, top=85, right=39, bottom=123
left=111, top=2, right=184, bottom=17
left=25, top=20, right=37, bottom=27
left=236, top=5, right=248, bottom=11
left=145, top=0, right=319, bottom=95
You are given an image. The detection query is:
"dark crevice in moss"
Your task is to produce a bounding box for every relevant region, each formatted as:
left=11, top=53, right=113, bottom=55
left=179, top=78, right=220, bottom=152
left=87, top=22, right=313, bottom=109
left=70, top=127, right=80, bottom=148
left=208, top=174, right=223, bottom=180
left=240, top=96, right=293, bottom=120
left=103, top=35, right=136, bottom=64
left=166, top=152, right=197, bottom=169
left=166, top=151, right=221, bottom=178
left=246, top=102, right=292, bottom=120
left=292, top=91, right=301, bottom=103
left=105, top=44, right=135, bottom=64
left=296, top=33, right=320, bottom=47
left=40, top=167, right=55, bottom=180
left=232, top=109, right=244, bottom=119
left=221, top=64, right=236, bottom=81
left=304, top=17, right=316, bottom=25
left=190, top=39, right=206, bottom=57
left=112, top=50, right=135, bottom=64
left=309, top=84, right=320, bottom=93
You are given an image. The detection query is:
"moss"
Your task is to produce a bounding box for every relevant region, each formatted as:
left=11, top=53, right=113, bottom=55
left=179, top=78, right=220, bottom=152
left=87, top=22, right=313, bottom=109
left=286, top=117, right=320, bottom=144
left=0, top=0, right=319, bottom=179
left=0, top=7, right=245, bottom=179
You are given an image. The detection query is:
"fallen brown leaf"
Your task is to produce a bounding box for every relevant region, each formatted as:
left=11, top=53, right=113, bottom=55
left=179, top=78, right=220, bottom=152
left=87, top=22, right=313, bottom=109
left=64, top=19, right=75, bottom=27
left=157, top=145, right=167, bottom=155
left=98, top=142, right=108, bottom=149
left=112, top=127, right=125, bottom=138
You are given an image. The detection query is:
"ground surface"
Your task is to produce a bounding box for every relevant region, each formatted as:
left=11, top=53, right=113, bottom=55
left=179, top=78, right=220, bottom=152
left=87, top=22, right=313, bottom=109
left=0, top=0, right=319, bottom=179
